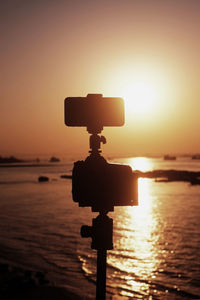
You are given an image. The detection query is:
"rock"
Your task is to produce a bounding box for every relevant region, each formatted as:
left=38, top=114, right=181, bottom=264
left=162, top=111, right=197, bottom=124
left=38, top=176, right=49, bottom=182
left=0, top=263, right=9, bottom=273
left=24, top=270, right=32, bottom=278
left=190, top=178, right=200, bottom=185
left=60, top=174, right=72, bottom=179
left=35, top=272, right=44, bottom=279
left=136, top=169, right=200, bottom=184
left=0, top=267, right=52, bottom=299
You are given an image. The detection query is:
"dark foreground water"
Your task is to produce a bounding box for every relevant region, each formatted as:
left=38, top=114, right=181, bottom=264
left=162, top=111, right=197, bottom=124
left=0, top=157, right=199, bottom=299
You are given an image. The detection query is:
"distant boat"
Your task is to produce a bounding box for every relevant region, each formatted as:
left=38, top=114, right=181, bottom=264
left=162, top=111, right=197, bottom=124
left=49, top=156, right=60, bottom=162
left=192, top=155, right=200, bottom=160
left=164, top=155, right=176, bottom=160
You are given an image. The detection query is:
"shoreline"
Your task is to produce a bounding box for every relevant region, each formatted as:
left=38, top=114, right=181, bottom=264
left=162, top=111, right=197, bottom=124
left=0, top=263, right=88, bottom=300
left=137, top=169, right=200, bottom=184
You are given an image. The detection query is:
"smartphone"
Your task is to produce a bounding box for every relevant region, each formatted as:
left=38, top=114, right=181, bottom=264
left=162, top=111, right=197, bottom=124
left=64, top=94, right=124, bottom=130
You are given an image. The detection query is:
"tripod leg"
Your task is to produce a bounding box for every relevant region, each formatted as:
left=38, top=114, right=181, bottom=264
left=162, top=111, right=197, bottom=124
left=96, top=249, right=107, bottom=300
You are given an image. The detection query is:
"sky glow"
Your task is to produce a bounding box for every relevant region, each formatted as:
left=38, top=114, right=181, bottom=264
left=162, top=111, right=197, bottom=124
left=1, top=0, right=200, bottom=157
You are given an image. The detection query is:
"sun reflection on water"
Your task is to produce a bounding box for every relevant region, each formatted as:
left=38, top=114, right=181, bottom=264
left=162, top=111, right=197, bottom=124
left=127, top=156, right=153, bottom=172
left=108, top=157, right=161, bottom=297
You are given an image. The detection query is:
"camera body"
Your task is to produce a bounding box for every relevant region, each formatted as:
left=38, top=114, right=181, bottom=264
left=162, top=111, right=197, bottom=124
left=65, top=94, right=124, bottom=133
left=72, top=155, right=138, bottom=212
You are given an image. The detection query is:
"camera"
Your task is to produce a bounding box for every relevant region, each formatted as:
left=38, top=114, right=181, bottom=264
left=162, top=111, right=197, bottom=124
left=65, top=94, right=124, bottom=133
left=72, top=156, right=138, bottom=212
left=64, top=93, right=138, bottom=212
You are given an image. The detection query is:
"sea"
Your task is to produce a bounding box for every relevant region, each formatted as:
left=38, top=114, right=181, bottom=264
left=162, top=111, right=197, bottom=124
left=0, top=156, right=199, bottom=299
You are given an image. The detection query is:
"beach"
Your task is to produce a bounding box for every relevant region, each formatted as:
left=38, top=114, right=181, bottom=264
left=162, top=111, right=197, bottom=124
left=0, top=263, right=91, bottom=299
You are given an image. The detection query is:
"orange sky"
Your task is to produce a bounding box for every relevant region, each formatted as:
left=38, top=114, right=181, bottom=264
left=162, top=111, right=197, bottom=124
left=1, top=0, right=200, bottom=158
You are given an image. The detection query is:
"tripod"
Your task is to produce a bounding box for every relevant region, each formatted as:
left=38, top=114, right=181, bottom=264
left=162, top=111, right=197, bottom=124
left=81, top=133, right=113, bottom=300
left=72, top=128, right=137, bottom=298
left=81, top=212, right=113, bottom=299
left=65, top=94, right=138, bottom=299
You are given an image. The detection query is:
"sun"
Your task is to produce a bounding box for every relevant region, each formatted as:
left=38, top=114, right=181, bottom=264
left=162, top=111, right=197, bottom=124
left=123, top=78, right=160, bottom=116
left=106, top=65, right=169, bottom=121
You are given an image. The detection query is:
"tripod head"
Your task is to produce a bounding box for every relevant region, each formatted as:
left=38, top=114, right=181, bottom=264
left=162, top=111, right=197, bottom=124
left=89, top=133, right=106, bottom=156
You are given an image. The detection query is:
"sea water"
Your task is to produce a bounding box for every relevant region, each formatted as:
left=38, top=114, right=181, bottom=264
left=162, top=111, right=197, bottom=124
left=0, top=157, right=199, bottom=299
